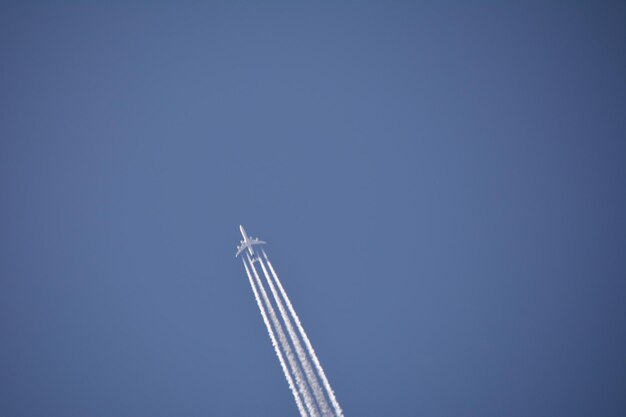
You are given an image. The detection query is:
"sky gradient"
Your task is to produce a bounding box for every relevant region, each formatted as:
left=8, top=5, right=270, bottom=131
left=1, top=2, right=625, bottom=416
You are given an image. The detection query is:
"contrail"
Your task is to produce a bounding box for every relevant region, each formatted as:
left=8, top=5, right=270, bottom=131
left=242, top=259, right=308, bottom=417
left=257, top=256, right=332, bottom=417
left=246, top=254, right=321, bottom=417
left=263, top=249, right=344, bottom=417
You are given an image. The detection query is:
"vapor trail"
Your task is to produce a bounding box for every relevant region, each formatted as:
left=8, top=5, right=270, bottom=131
left=263, top=249, right=344, bottom=417
left=246, top=254, right=321, bottom=417
left=257, top=257, right=332, bottom=417
left=242, top=259, right=308, bottom=417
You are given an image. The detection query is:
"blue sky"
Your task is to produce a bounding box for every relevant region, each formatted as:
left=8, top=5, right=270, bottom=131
left=1, top=2, right=625, bottom=416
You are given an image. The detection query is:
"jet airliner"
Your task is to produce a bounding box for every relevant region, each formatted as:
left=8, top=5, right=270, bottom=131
left=236, top=225, right=266, bottom=257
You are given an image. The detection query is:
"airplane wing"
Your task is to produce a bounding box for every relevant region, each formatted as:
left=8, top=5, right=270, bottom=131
left=235, top=239, right=266, bottom=257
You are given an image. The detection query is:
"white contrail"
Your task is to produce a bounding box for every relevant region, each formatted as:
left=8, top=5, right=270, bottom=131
left=246, top=254, right=321, bottom=417
left=263, top=249, right=344, bottom=417
left=257, top=256, right=332, bottom=417
left=242, top=259, right=308, bottom=417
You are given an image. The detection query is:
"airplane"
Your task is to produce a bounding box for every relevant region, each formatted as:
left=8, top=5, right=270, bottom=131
left=236, top=225, right=266, bottom=257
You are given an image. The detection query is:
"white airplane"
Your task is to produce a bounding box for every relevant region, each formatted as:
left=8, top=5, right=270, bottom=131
left=236, top=225, right=266, bottom=257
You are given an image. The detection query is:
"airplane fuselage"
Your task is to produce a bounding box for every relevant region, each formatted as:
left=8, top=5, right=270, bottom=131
left=236, top=225, right=266, bottom=257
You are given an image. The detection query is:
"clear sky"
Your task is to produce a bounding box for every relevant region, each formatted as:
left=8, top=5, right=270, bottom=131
left=1, top=2, right=625, bottom=417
